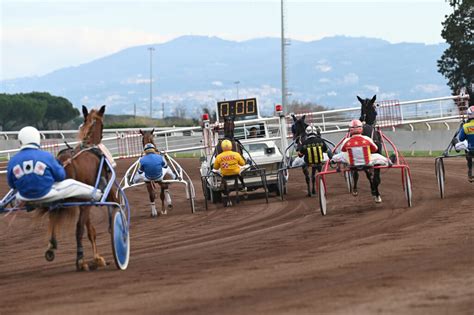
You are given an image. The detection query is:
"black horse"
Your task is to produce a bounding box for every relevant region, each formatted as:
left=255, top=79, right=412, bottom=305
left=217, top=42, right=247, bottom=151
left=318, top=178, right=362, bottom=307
left=291, top=115, right=327, bottom=196
left=353, top=95, right=382, bottom=202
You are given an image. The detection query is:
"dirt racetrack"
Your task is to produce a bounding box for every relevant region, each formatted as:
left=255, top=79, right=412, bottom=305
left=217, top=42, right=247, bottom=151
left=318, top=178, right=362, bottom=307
left=0, top=157, right=473, bottom=314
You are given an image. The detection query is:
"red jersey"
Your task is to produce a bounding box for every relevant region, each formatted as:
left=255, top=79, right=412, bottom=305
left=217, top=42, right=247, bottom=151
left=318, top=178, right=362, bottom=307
left=341, top=135, right=378, bottom=166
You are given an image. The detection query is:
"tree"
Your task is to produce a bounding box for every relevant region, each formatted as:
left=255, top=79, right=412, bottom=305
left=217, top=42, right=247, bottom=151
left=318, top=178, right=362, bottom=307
left=0, top=92, right=79, bottom=131
left=437, top=0, right=474, bottom=105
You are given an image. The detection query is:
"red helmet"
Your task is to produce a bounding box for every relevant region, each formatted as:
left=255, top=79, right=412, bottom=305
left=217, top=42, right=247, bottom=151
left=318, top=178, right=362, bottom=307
left=349, top=119, right=363, bottom=135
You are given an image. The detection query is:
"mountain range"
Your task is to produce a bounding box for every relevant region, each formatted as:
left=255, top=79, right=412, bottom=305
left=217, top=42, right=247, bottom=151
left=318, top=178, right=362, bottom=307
left=1, top=35, right=450, bottom=117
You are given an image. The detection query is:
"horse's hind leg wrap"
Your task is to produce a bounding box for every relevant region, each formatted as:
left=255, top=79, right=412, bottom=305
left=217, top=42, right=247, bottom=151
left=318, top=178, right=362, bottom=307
left=164, top=189, right=172, bottom=210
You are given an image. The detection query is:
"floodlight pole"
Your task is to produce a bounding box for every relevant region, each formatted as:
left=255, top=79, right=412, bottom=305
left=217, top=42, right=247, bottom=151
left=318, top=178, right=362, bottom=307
left=280, top=0, right=289, bottom=155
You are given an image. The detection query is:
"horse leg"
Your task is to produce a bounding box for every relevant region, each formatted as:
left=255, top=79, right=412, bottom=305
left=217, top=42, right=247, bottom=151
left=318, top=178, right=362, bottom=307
left=76, top=207, right=89, bottom=271
left=365, top=169, right=381, bottom=203
left=146, top=182, right=158, bottom=217
left=373, top=168, right=382, bottom=200
left=221, top=180, right=230, bottom=207
left=85, top=207, right=107, bottom=269
left=303, top=166, right=311, bottom=197
left=467, top=153, right=473, bottom=181
left=239, top=176, right=248, bottom=199
left=311, top=166, right=317, bottom=195
left=45, top=211, right=58, bottom=262
left=163, top=184, right=173, bottom=212
left=352, top=170, right=359, bottom=196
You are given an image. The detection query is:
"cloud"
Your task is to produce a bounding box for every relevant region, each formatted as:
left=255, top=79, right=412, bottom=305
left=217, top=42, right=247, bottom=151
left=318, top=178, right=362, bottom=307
left=342, top=73, right=359, bottom=84
left=411, top=84, right=445, bottom=94
left=364, top=85, right=380, bottom=93
left=211, top=81, right=223, bottom=86
left=315, top=64, right=332, bottom=72
left=1, top=26, right=176, bottom=78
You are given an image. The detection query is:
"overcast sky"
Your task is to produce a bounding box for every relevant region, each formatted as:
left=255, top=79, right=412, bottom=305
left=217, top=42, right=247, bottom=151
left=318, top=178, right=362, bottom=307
left=1, top=0, right=452, bottom=80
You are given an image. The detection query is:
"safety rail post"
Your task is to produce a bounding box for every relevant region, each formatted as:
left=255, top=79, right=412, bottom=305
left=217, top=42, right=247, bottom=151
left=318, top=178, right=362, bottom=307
left=165, top=132, right=169, bottom=151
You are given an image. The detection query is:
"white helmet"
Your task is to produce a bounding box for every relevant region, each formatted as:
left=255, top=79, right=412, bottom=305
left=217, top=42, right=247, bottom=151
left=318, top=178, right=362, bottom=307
left=18, top=126, right=41, bottom=149
left=305, top=125, right=317, bottom=135
left=467, top=106, right=474, bottom=119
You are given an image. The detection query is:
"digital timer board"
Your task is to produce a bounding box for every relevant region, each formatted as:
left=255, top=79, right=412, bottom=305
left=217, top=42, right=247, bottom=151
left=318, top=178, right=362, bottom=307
left=217, top=98, right=259, bottom=122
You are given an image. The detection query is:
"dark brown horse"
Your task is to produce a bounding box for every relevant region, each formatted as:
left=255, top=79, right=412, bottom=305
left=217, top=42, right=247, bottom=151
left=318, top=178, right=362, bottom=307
left=139, top=129, right=173, bottom=217
left=47, top=105, right=115, bottom=271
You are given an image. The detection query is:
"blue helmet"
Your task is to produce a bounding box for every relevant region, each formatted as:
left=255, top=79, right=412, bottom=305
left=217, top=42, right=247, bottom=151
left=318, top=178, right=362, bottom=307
left=144, top=143, right=156, bottom=152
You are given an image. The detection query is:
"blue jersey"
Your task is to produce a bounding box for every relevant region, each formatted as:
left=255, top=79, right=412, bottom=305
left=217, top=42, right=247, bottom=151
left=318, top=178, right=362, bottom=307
left=139, top=153, right=166, bottom=180
left=458, top=119, right=474, bottom=151
left=7, top=148, right=66, bottom=199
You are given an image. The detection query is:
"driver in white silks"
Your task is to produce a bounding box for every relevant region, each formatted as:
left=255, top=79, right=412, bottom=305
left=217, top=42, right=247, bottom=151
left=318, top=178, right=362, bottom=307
left=7, top=127, right=102, bottom=203
left=331, top=119, right=389, bottom=167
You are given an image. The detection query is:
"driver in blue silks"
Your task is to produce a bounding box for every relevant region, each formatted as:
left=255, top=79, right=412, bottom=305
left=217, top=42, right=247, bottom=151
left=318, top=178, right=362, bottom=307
left=133, top=143, right=177, bottom=183
left=458, top=106, right=474, bottom=182
left=7, top=126, right=101, bottom=202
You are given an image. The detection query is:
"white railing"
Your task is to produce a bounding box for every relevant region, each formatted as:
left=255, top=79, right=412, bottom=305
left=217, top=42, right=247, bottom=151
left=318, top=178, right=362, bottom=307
left=0, top=93, right=469, bottom=174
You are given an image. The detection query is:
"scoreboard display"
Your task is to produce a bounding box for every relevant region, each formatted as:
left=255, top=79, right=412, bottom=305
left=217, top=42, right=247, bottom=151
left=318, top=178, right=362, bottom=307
left=217, top=98, right=259, bottom=122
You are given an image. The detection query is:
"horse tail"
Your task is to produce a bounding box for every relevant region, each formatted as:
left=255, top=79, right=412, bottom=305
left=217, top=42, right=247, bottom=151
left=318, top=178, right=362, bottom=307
left=35, top=206, right=79, bottom=236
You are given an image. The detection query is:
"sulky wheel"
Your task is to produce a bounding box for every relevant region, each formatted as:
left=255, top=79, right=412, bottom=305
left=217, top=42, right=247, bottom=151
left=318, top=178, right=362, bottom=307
left=111, top=208, right=130, bottom=270
left=344, top=170, right=353, bottom=194
left=435, top=158, right=445, bottom=199
left=187, top=180, right=196, bottom=213
left=318, top=176, right=327, bottom=216
left=277, top=171, right=286, bottom=200
left=404, top=168, right=413, bottom=207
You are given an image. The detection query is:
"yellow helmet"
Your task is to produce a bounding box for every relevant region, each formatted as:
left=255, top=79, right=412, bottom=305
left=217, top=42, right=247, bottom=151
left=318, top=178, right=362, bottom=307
left=221, top=139, right=232, bottom=151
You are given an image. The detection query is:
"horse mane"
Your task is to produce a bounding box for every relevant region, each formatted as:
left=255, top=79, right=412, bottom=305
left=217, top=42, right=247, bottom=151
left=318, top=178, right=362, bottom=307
left=78, top=105, right=105, bottom=146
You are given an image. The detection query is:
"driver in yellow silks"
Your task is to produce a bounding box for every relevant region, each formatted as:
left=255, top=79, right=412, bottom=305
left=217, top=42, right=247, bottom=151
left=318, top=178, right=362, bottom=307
left=213, top=139, right=246, bottom=176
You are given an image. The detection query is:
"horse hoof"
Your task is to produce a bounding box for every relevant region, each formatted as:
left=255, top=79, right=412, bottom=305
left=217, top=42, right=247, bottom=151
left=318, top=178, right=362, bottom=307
left=167, top=204, right=173, bottom=211
left=95, top=256, right=107, bottom=267
left=161, top=210, right=167, bottom=215
left=351, top=190, right=358, bottom=197
left=76, top=260, right=90, bottom=272
left=374, top=196, right=382, bottom=203
left=45, top=250, right=55, bottom=262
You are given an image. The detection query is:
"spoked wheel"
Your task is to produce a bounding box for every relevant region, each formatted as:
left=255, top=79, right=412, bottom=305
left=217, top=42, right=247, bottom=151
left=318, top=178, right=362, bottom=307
left=318, top=176, right=327, bottom=216
left=435, top=158, right=445, bottom=199
left=261, top=171, right=269, bottom=204
left=344, top=170, right=353, bottom=194
left=187, top=179, right=196, bottom=213
left=277, top=170, right=286, bottom=200
left=111, top=207, right=130, bottom=270
left=201, top=177, right=209, bottom=210
left=404, top=168, right=413, bottom=207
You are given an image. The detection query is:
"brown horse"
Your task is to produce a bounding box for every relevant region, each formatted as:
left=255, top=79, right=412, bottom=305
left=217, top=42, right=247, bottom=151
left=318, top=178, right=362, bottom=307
left=46, top=105, right=115, bottom=271
left=139, top=129, right=173, bottom=217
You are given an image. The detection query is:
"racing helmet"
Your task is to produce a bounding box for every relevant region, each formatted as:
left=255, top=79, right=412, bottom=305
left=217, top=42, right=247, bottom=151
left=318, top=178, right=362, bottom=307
left=349, top=119, right=363, bottom=135
left=467, top=106, right=474, bottom=119
left=144, top=143, right=156, bottom=152
left=18, top=126, right=41, bottom=149
left=305, top=124, right=317, bottom=136
left=221, top=139, right=233, bottom=151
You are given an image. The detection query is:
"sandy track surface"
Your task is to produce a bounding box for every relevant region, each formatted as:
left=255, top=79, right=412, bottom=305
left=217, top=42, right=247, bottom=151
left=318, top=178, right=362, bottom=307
left=0, top=157, right=473, bottom=314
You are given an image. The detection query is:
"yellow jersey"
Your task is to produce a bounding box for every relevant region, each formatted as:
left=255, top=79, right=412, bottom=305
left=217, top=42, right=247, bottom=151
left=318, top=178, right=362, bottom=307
left=214, top=151, right=246, bottom=176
